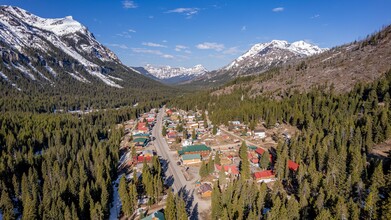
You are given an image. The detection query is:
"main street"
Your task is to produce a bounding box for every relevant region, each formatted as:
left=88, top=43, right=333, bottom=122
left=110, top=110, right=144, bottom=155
left=152, top=108, right=210, bottom=219
left=152, top=108, right=187, bottom=193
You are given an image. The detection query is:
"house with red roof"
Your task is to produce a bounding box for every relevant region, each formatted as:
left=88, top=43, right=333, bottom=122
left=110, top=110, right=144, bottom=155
left=288, top=160, right=299, bottom=171
left=255, top=148, right=265, bottom=156
left=253, top=170, right=276, bottom=183
left=215, top=164, right=239, bottom=176
left=166, top=109, right=173, bottom=116
left=137, top=122, right=149, bottom=133
left=133, top=155, right=152, bottom=164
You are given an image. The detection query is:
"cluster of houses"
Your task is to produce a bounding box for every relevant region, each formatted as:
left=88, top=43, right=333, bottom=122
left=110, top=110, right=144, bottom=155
left=228, top=120, right=266, bottom=139
left=163, top=109, right=300, bottom=199
left=163, top=108, right=208, bottom=145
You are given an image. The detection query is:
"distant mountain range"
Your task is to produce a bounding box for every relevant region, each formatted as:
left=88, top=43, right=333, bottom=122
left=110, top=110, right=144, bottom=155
left=189, top=40, right=327, bottom=86
left=0, top=6, right=165, bottom=91
left=212, top=25, right=391, bottom=96
left=133, top=64, right=207, bottom=84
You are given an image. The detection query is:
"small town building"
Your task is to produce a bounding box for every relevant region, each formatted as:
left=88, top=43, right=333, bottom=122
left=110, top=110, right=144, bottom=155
left=288, top=160, right=299, bottom=171
left=198, top=183, right=213, bottom=198
left=253, top=129, right=266, bottom=139
left=178, top=144, right=212, bottom=157
left=166, top=109, right=173, bottom=116
left=166, top=131, right=177, bottom=140
left=133, top=133, right=149, bottom=138
left=248, top=145, right=258, bottom=151
left=255, top=148, right=265, bottom=156
left=181, top=154, right=202, bottom=165
left=133, top=137, right=149, bottom=147
left=253, top=170, right=276, bottom=183
left=142, top=211, right=165, bottom=220
left=231, top=121, right=241, bottom=125
left=215, top=164, right=240, bottom=176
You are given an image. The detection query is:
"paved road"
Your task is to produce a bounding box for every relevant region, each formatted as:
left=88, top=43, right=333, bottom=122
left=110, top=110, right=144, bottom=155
left=152, top=109, right=187, bottom=192
left=152, top=108, right=210, bottom=219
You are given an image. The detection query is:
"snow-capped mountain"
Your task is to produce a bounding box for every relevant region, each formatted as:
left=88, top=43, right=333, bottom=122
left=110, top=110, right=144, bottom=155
left=0, top=6, right=154, bottom=90
left=190, top=40, right=327, bottom=86
left=135, top=64, right=208, bottom=84
left=224, top=40, right=327, bottom=73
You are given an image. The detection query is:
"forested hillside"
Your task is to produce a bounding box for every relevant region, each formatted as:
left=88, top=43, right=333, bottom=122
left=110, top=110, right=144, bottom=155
left=208, top=24, right=391, bottom=95
left=169, top=69, right=391, bottom=219
left=0, top=103, right=162, bottom=219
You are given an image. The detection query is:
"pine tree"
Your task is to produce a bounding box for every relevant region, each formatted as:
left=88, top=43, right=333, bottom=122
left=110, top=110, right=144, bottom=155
left=365, top=186, right=379, bottom=220
left=219, top=166, right=227, bottom=187
left=162, top=126, right=167, bottom=136
left=192, top=129, right=196, bottom=140
left=119, top=175, right=132, bottom=216
left=239, top=141, right=250, bottom=179
left=211, top=183, right=222, bottom=220
left=214, top=152, right=221, bottom=165
left=371, top=162, right=385, bottom=189
left=199, top=161, right=208, bottom=178
left=129, top=182, right=138, bottom=215
left=315, top=209, right=333, bottom=220
left=165, top=190, right=176, bottom=220
left=207, top=156, right=214, bottom=173
left=176, top=196, right=188, bottom=220
left=259, top=150, right=270, bottom=169
left=0, top=188, right=15, bottom=220
left=212, top=125, right=218, bottom=135
left=287, top=197, right=300, bottom=220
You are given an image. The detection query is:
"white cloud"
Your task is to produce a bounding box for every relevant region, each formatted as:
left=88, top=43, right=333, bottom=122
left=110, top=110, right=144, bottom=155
left=132, top=48, right=162, bottom=55
left=106, top=43, right=129, bottom=50
left=116, top=29, right=136, bottom=39
left=184, top=50, right=192, bottom=54
left=241, top=26, right=246, bottom=31
left=142, top=42, right=167, bottom=48
left=223, top=47, right=241, bottom=55
left=175, top=45, right=189, bottom=52
left=123, top=0, right=137, bottom=9
left=272, top=7, right=284, bottom=12
left=162, top=54, right=174, bottom=59
left=311, top=14, right=320, bottom=19
left=166, top=8, right=199, bottom=18
left=148, top=15, right=154, bottom=19
left=132, top=48, right=174, bottom=59
left=196, top=42, right=225, bottom=51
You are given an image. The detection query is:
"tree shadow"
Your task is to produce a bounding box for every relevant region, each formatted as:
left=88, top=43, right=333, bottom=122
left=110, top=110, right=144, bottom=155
left=178, top=186, right=196, bottom=218
left=190, top=203, right=198, bottom=220
left=164, top=175, right=174, bottom=188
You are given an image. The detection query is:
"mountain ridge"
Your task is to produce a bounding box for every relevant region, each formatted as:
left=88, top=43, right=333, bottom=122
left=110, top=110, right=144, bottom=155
left=212, top=24, right=391, bottom=96
left=134, top=64, right=207, bottom=84
left=0, top=5, right=168, bottom=91
left=188, top=39, right=327, bottom=87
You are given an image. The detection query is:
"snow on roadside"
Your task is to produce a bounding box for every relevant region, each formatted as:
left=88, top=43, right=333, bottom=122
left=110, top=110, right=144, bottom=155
left=109, top=174, right=123, bottom=220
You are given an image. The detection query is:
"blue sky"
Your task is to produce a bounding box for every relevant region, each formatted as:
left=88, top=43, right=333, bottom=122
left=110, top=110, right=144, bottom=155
left=2, top=0, right=391, bottom=70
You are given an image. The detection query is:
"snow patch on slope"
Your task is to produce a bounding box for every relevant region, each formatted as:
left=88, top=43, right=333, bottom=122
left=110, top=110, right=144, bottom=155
left=225, top=40, right=327, bottom=70
left=88, top=70, right=123, bottom=88
left=0, top=71, right=9, bottom=80
left=144, top=64, right=207, bottom=79
left=66, top=71, right=90, bottom=83
left=12, top=63, right=36, bottom=80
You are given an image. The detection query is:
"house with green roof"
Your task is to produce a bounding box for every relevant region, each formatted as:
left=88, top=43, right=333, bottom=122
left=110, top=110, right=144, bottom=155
left=248, top=145, right=258, bottom=151
left=181, top=154, right=202, bottom=165
left=178, top=144, right=211, bottom=157
left=133, top=133, right=150, bottom=138
left=142, top=211, right=165, bottom=220
left=133, top=137, right=149, bottom=147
